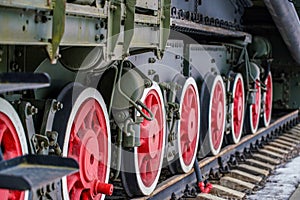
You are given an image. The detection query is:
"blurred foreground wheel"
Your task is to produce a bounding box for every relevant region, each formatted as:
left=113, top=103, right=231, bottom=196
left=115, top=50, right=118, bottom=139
left=121, top=82, right=166, bottom=196
left=0, top=98, right=28, bottom=200
left=53, top=85, right=111, bottom=200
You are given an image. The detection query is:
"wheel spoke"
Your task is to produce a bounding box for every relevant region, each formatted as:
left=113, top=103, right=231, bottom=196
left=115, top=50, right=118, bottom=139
left=0, top=124, right=7, bottom=143
left=73, top=101, right=95, bottom=133
left=70, top=185, right=84, bottom=200
left=94, top=124, right=104, bottom=137
left=139, top=157, right=157, bottom=187
left=147, top=156, right=157, bottom=174
left=151, top=105, right=159, bottom=117
left=85, top=111, right=94, bottom=130
left=182, top=103, right=190, bottom=114
left=187, top=92, right=194, bottom=107
left=146, top=94, right=154, bottom=108
left=213, top=130, right=220, bottom=147
left=67, top=174, right=81, bottom=192
left=139, top=156, right=148, bottom=174
left=180, top=132, right=188, bottom=144
left=140, top=121, right=151, bottom=138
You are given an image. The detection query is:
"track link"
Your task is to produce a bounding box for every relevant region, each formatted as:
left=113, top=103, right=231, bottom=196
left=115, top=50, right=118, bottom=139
left=193, top=123, right=300, bottom=200
left=128, top=110, right=299, bottom=200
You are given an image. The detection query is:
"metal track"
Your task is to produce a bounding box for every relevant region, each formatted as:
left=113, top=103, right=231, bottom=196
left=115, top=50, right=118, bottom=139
left=132, top=110, right=299, bottom=200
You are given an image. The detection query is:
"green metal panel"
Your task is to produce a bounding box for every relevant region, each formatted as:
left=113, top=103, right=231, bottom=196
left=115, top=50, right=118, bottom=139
left=160, top=0, right=171, bottom=57
left=46, top=0, right=66, bottom=63
left=124, top=0, right=136, bottom=56
left=107, top=0, right=122, bottom=58
left=0, top=6, right=107, bottom=45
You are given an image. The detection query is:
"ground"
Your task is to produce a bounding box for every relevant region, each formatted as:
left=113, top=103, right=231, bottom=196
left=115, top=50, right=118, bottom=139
left=248, top=154, right=300, bottom=200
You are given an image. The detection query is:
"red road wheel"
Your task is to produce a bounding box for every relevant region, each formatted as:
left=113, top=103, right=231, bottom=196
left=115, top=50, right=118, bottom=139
left=121, top=82, right=166, bottom=196
left=262, top=72, right=273, bottom=127
left=178, top=78, right=200, bottom=172
left=0, top=98, right=28, bottom=200
left=200, top=74, right=226, bottom=156
left=171, top=77, right=200, bottom=173
left=229, top=73, right=245, bottom=144
left=245, top=79, right=261, bottom=133
left=53, top=86, right=111, bottom=200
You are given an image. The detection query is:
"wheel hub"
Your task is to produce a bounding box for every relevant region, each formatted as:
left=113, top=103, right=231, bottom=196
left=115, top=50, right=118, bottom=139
left=148, top=117, right=160, bottom=159
left=217, top=102, right=223, bottom=129
left=187, top=109, right=196, bottom=142
left=80, top=130, right=100, bottom=184
left=237, top=100, right=242, bottom=120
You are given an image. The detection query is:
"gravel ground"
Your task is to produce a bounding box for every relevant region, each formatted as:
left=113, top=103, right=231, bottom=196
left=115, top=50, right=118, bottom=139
left=248, top=155, right=300, bottom=200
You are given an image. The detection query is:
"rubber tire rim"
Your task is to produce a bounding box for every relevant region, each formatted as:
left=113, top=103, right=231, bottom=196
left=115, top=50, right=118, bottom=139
left=262, top=72, right=273, bottom=127
left=120, top=82, right=166, bottom=196
left=54, top=86, right=111, bottom=200
left=177, top=77, right=200, bottom=173
left=230, top=73, right=245, bottom=144
left=0, top=98, right=28, bottom=200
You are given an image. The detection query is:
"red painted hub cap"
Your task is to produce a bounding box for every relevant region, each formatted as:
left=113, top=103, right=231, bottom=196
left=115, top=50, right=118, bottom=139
left=211, top=80, right=225, bottom=150
left=264, top=73, right=272, bottom=124
left=0, top=112, right=24, bottom=200
left=233, top=77, right=244, bottom=138
left=138, top=89, right=164, bottom=187
left=251, top=80, right=261, bottom=130
left=180, top=84, right=199, bottom=166
left=67, top=99, right=109, bottom=199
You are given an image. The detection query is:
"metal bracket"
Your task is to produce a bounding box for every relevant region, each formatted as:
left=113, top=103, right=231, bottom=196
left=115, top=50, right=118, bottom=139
left=107, top=0, right=122, bottom=59
left=17, top=101, right=39, bottom=154
left=32, top=134, right=50, bottom=155
left=47, top=131, right=62, bottom=155
left=160, top=82, right=181, bottom=142
left=46, top=0, right=66, bottom=64
left=40, top=99, right=63, bottom=136
left=123, top=0, right=136, bottom=56
left=32, top=131, right=61, bottom=155
left=159, top=0, right=171, bottom=58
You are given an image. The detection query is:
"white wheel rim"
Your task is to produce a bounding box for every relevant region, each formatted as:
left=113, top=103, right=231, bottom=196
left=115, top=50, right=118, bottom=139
left=61, top=88, right=111, bottom=200
left=0, top=98, right=29, bottom=200
left=263, top=73, right=273, bottom=127
left=134, top=82, right=166, bottom=195
left=230, top=73, right=245, bottom=144
left=208, top=75, right=226, bottom=155
left=177, top=77, right=200, bottom=173
left=249, top=79, right=261, bottom=133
